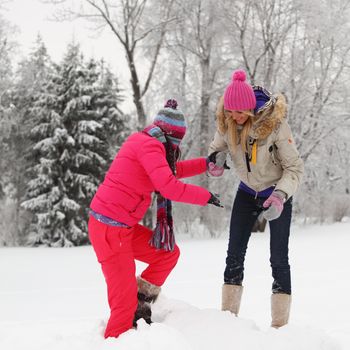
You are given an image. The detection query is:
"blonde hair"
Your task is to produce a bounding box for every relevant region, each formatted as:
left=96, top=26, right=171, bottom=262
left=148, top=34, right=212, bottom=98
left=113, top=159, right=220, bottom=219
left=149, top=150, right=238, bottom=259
left=216, top=96, right=254, bottom=153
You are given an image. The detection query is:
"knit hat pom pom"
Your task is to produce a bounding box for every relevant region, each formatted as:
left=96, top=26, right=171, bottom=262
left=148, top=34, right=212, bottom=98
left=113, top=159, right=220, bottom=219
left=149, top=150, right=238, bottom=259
left=224, top=69, right=256, bottom=110
left=164, top=99, right=178, bottom=109
left=232, top=70, right=246, bottom=82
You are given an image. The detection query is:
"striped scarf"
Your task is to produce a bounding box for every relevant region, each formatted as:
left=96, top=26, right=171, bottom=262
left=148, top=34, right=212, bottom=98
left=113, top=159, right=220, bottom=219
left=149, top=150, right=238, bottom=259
left=143, top=124, right=178, bottom=251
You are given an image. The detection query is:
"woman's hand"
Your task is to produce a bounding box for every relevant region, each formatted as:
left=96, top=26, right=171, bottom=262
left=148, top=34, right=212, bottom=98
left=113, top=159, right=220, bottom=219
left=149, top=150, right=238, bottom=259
left=207, top=151, right=230, bottom=177
left=207, top=192, right=224, bottom=208
left=262, top=190, right=286, bottom=221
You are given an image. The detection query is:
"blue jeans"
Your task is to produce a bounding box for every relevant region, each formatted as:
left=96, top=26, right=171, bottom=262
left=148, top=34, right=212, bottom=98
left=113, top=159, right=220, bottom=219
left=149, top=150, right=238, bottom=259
left=224, top=189, right=293, bottom=294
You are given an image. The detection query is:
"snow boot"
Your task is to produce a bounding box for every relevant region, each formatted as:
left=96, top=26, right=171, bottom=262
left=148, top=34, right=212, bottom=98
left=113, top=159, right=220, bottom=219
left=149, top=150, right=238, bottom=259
left=271, top=293, right=291, bottom=328
left=221, top=284, right=243, bottom=316
left=133, top=276, right=161, bottom=326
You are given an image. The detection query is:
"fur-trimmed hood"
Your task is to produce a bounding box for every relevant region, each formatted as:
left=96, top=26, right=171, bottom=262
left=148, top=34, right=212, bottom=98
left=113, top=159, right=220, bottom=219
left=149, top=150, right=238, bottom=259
left=215, top=87, right=287, bottom=140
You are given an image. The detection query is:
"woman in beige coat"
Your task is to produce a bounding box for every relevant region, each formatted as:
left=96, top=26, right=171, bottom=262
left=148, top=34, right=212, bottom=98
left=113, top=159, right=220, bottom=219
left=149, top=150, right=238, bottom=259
left=209, top=70, right=304, bottom=328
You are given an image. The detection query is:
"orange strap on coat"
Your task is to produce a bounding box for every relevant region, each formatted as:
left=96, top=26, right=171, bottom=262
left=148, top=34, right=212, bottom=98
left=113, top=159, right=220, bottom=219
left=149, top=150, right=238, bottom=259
left=251, top=141, right=257, bottom=165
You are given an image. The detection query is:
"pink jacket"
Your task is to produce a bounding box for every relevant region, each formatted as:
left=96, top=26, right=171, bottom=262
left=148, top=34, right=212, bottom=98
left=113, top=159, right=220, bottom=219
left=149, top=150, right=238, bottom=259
left=90, top=132, right=211, bottom=227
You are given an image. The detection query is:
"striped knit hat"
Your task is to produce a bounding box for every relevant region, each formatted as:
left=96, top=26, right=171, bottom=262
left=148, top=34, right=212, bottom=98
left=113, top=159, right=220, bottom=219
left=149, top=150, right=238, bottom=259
left=153, top=99, right=186, bottom=148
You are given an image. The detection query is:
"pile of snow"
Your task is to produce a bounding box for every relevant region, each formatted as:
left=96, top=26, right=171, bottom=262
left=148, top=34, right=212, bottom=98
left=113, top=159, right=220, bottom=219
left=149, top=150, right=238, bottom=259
left=1, top=222, right=349, bottom=349
left=0, top=296, right=341, bottom=350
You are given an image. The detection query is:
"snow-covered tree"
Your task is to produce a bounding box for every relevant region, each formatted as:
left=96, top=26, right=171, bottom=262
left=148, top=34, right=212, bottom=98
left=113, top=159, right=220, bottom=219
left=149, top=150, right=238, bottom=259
left=0, top=6, right=18, bottom=195
left=0, top=31, right=51, bottom=246
left=0, top=8, right=16, bottom=96
left=22, top=44, right=127, bottom=246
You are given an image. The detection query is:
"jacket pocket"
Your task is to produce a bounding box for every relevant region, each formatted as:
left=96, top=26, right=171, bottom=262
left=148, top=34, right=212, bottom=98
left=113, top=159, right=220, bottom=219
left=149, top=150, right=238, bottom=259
left=129, top=195, right=150, bottom=219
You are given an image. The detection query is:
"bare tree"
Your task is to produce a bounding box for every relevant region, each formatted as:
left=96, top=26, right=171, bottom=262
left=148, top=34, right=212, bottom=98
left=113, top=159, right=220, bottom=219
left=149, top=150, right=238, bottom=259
left=149, top=0, right=232, bottom=234
left=49, top=0, right=176, bottom=127
left=169, top=0, right=230, bottom=155
left=283, top=0, right=350, bottom=162
left=221, top=0, right=298, bottom=86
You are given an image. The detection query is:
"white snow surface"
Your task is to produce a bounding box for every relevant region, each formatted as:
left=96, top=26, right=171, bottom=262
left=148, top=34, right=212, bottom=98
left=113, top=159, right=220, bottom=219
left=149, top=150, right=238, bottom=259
left=1, top=222, right=349, bottom=350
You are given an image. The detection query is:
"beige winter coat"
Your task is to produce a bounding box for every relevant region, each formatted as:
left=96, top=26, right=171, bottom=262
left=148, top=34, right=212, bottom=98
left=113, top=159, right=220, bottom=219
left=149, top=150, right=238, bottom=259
left=208, top=95, right=304, bottom=198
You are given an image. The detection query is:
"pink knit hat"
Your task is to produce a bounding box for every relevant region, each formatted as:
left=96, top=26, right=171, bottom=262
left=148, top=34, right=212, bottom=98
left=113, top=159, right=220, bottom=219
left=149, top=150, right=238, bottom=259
left=223, top=70, right=256, bottom=111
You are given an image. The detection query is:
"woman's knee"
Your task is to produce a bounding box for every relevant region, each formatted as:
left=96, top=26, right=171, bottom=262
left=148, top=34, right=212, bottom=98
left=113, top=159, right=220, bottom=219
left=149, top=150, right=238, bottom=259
left=159, top=244, right=180, bottom=270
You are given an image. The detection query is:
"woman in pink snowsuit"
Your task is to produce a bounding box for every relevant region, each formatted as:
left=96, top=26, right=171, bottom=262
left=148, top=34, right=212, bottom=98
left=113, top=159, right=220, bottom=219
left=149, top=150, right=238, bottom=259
left=88, top=99, right=222, bottom=338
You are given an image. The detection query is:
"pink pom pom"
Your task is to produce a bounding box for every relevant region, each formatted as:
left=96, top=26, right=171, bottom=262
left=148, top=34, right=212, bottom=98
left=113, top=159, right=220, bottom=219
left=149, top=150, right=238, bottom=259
left=232, top=70, right=246, bottom=82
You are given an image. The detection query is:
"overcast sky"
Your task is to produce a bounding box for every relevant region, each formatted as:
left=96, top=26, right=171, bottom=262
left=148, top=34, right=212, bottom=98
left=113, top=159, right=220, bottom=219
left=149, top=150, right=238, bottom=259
left=4, top=0, right=134, bottom=110
left=5, top=0, right=126, bottom=72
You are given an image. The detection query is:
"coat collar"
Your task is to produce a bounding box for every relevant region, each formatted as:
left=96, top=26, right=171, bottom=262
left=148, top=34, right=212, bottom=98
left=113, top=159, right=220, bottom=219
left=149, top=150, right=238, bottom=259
left=250, top=86, right=287, bottom=140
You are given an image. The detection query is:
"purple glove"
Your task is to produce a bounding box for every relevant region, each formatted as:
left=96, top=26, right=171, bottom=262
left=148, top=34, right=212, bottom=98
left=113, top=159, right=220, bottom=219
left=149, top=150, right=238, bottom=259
left=207, top=151, right=229, bottom=177
left=262, top=190, right=286, bottom=221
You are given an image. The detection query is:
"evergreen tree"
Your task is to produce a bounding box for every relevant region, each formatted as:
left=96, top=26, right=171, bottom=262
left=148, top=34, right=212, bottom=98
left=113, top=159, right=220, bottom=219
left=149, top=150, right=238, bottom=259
left=22, top=43, right=127, bottom=246
left=21, top=65, right=70, bottom=246
left=0, top=35, right=52, bottom=245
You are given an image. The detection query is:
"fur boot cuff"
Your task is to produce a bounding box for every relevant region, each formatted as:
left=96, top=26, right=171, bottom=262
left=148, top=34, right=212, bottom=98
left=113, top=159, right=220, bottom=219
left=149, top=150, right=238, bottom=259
left=137, top=276, right=161, bottom=303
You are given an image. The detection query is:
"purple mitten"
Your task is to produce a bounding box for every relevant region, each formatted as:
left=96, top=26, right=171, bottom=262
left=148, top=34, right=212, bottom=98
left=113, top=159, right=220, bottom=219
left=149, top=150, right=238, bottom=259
left=262, top=191, right=286, bottom=221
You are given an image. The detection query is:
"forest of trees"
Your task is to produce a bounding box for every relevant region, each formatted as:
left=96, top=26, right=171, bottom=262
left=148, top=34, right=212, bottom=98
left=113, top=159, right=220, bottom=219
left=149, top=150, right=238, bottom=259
left=1, top=0, right=349, bottom=246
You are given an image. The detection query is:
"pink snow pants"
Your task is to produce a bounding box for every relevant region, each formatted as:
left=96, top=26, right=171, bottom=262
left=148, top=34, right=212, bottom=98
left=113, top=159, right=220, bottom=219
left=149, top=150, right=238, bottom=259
left=88, top=215, right=180, bottom=338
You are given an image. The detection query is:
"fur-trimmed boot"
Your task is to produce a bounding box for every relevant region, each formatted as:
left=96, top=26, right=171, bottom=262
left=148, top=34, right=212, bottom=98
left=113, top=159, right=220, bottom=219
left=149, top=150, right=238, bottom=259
left=221, top=284, right=243, bottom=316
left=271, top=293, right=291, bottom=328
left=133, top=276, right=161, bottom=327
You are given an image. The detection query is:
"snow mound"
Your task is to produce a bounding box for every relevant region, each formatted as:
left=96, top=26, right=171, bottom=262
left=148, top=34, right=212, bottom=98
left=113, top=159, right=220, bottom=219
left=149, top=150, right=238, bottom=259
left=153, top=296, right=341, bottom=350
left=1, top=295, right=341, bottom=350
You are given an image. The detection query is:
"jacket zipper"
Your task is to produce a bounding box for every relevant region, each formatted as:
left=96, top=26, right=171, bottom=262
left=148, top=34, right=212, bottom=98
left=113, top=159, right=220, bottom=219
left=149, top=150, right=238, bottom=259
left=245, top=152, right=251, bottom=172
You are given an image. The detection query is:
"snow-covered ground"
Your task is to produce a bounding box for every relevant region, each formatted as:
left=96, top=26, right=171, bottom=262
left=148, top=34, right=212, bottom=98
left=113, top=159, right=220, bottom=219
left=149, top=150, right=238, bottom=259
left=1, top=222, right=349, bottom=350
